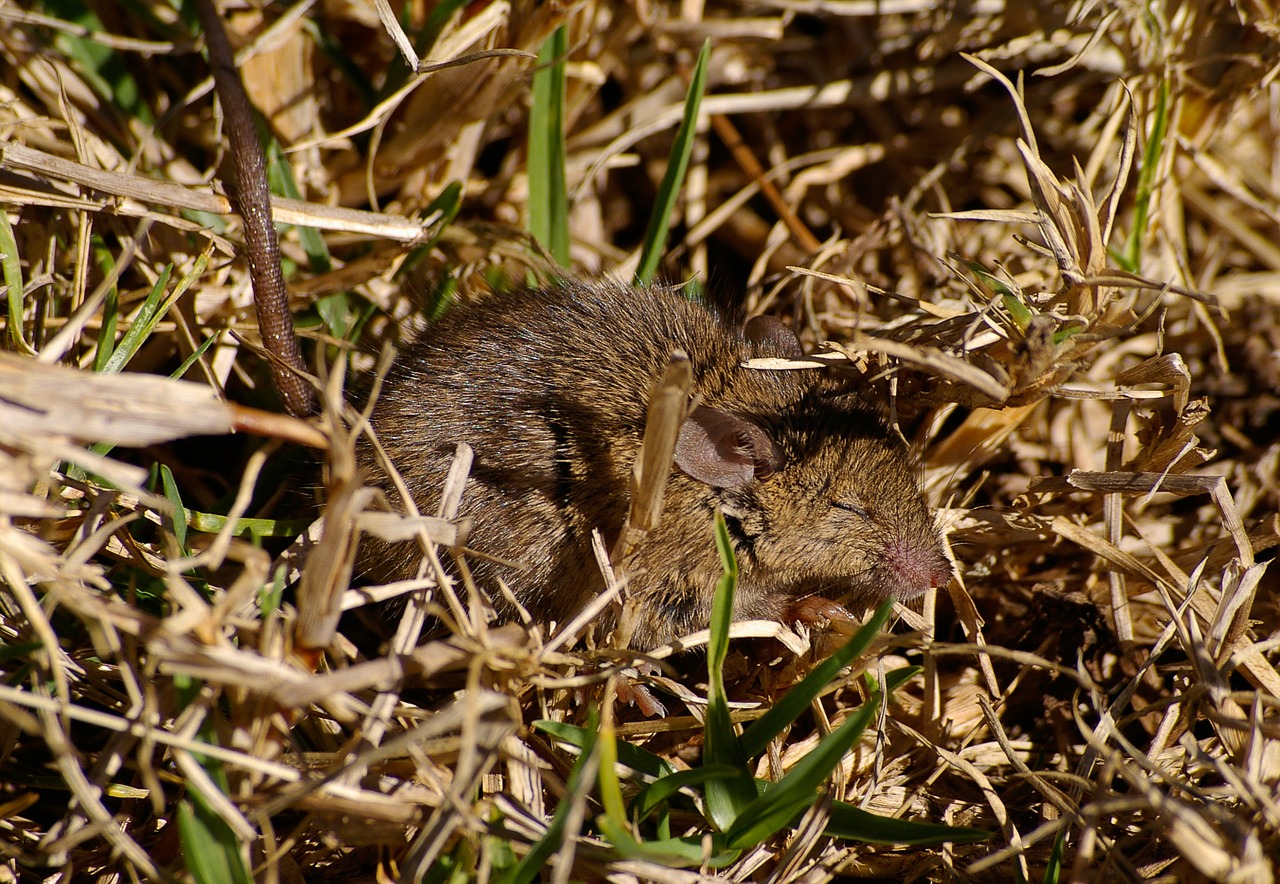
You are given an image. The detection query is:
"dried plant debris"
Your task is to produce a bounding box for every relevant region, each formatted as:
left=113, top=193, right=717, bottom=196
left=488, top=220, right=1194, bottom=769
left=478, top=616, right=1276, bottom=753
left=1, top=1, right=1279, bottom=881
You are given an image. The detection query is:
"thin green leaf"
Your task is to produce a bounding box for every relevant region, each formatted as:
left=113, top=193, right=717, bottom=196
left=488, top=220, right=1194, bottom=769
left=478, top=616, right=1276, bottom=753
left=158, top=464, right=188, bottom=552
left=1002, top=292, right=1034, bottom=331
left=371, top=0, right=470, bottom=100
left=498, top=713, right=599, bottom=884
left=419, top=848, right=471, bottom=884
left=847, top=663, right=918, bottom=723
left=266, top=138, right=330, bottom=272
left=881, top=665, right=922, bottom=694
left=598, top=714, right=627, bottom=823
left=703, top=509, right=758, bottom=831
left=533, top=719, right=678, bottom=779
left=739, top=599, right=895, bottom=759
left=0, top=207, right=33, bottom=355
left=0, top=640, right=43, bottom=663
left=1043, top=827, right=1066, bottom=883
left=528, top=25, right=570, bottom=267
left=171, top=333, right=222, bottom=381
left=101, top=255, right=208, bottom=374
left=184, top=510, right=312, bottom=540
left=631, top=765, right=741, bottom=823
left=634, top=39, right=710, bottom=286
left=725, top=693, right=881, bottom=849
left=397, top=182, right=463, bottom=290
left=597, top=816, right=740, bottom=868
left=48, top=0, right=151, bottom=121
left=417, top=0, right=470, bottom=57
left=421, top=273, right=458, bottom=322
left=1052, top=323, right=1086, bottom=346
left=176, top=799, right=253, bottom=884
left=969, top=262, right=1016, bottom=299
left=1118, top=76, right=1168, bottom=272
left=315, top=292, right=356, bottom=343
left=91, top=237, right=120, bottom=372
left=824, top=800, right=991, bottom=845
left=265, top=136, right=357, bottom=345
left=260, top=564, right=287, bottom=618
left=308, top=20, right=376, bottom=106
left=485, top=825, right=519, bottom=876
left=176, top=729, right=252, bottom=884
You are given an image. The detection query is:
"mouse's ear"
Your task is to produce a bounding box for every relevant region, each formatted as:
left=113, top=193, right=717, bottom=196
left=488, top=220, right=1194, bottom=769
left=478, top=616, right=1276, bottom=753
left=675, top=406, right=779, bottom=489
left=744, top=315, right=803, bottom=358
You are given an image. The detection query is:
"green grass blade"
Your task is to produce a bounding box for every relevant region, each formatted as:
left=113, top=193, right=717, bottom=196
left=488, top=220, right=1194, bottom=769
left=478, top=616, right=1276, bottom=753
left=725, top=692, right=880, bottom=849
left=703, top=510, right=759, bottom=831
left=533, top=719, right=678, bottom=779
left=47, top=0, right=151, bottom=122
left=398, top=182, right=464, bottom=281
left=184, top=511, right=314, bottom=540
left=1001, top=292, right=1033, bottom=331
left=528, top=25, right=570, bottom=267
left=0, top=640, right=42, bottom=663
left=371, top=0, right=470, bottom=100
left=265, top=135, right=360, bottom=346
left=158, top=464, right=189, bottom=552
left=1117, top=76, right=1168, bottom=272
left=176, top=798, right=253, bottom=884
left=397, top=182, right=464, bottom=323
left=260, top=563, right=287, bottom=618
left=266, top=137, right=330, bottom=272
left=634, top=39, right=710, bottom=286
left=823, top=800, right=990, bottom=845
left=176, top=726, right=253, bottom=884
left=0, top=207, right=33, bottom=355
left=171, top=332, right=221, bottom=381
left=99, top=263, right=170, bottom=372
left=315, top=292, right=355, bottom=344
left=497, top=715, right=600, bottom=884
left=424, top=273, right=459, bottom=322
left=597, top=816, right=740, bottom=868
left=739, top=599, right=895, bottom=759
left=631, top=765, right=741, bottom=823
left=306, top=22, right=376, bottom=106
left=597, top=714, right=627, bottom=824
left=957, top=255, right=1016, bottom=300
left=1043, top=827, right=1066, bottom=882
left=416, top=0, right=470, bottom=57
left=100, top=253, right=208, bottom=374
left=881, top=665, right=922, bottom=694
left=91, top=236, right=120, bottom=371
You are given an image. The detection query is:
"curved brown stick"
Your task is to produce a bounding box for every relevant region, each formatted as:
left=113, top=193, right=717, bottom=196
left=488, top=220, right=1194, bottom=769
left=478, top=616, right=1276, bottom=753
left=195, top=0, right=316, bottom=417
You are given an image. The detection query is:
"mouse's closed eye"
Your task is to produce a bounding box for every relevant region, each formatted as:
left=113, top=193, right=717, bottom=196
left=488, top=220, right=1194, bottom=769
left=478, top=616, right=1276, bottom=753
left=831, top=499, right=870, bottom=518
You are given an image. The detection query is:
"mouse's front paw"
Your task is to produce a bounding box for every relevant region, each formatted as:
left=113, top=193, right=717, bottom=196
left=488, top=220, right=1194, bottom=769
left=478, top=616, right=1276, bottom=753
left=616, top=675, right=667, bottom=718
left=786, top=595, right=861, bottom=636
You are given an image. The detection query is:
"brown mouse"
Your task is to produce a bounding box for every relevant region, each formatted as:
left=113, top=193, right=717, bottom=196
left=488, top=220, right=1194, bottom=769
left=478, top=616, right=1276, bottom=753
left=362, top=279, right=951, bottom=651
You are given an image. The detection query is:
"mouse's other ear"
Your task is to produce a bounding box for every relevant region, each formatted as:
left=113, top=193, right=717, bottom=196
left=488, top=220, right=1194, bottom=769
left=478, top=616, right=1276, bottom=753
left=744, top=315, right=803, bottom=358
left=675, top=406, right=780, bottom=489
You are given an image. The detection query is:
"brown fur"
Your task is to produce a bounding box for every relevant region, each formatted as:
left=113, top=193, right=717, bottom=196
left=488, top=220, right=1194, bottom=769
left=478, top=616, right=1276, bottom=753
left=362, top=280, right=949, bottom=650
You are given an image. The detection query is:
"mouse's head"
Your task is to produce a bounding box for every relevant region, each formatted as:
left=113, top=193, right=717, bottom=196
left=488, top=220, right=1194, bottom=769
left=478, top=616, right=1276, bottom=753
left=672, top=389, right=951, bottom=604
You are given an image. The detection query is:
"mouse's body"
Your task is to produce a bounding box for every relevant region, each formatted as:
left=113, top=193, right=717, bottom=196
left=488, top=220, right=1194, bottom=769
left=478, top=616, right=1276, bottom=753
left=363, top=280, right=950, bottom=650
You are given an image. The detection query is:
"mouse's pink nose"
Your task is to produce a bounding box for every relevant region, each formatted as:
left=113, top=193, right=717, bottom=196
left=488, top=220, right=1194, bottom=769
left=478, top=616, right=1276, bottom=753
left=883, top=537, right=952, bottom=599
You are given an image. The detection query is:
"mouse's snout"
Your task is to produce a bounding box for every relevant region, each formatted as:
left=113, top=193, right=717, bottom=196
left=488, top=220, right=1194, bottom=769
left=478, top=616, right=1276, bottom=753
left=879, top=532, right=952, bottom=600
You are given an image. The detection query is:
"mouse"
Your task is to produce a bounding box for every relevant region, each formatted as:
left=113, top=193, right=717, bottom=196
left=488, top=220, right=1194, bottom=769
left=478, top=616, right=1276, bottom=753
left=188, top=2, right=949, bottom=654
left=360, top=279, right=951, bottom=651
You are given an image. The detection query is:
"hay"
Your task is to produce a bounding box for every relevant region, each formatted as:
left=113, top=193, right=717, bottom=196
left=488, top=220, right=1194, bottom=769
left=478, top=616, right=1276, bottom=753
left=1, top=1, right=1278, bottom=881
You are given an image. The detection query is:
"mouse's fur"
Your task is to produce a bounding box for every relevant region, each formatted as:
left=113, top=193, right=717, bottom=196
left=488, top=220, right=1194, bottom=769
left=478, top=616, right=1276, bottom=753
left=362, top=280, right=950, bottom=650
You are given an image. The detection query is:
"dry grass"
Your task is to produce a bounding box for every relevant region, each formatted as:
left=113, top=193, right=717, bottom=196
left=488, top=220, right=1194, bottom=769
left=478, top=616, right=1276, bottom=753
left=2, top=1, right=1279, bottom=881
